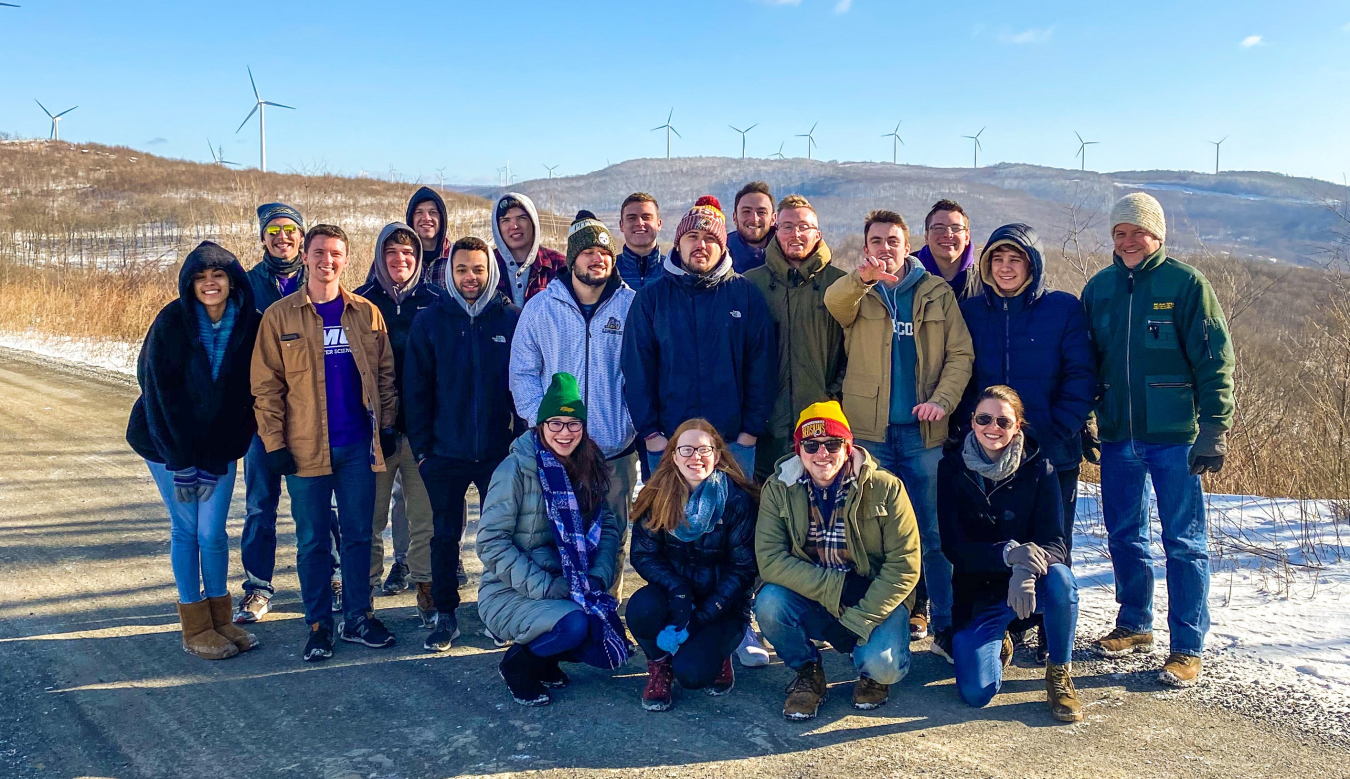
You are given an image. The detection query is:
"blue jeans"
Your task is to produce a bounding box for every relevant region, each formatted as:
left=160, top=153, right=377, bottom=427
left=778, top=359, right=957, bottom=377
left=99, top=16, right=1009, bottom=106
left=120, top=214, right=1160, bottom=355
left=953, top=564, right=1078, bottom=708
left=146, top=460, right=237, bottom=604
left=861, top=423, right=951, bottom=630
left=241, top=434, right=341, bottom=597
left=646, top=441, right=756, bottom=481
left=754, top=583, right=912, bottom=685
left=1100, top=440, right=1209, bottom=656
left=285, top=442, right=376, bottom=627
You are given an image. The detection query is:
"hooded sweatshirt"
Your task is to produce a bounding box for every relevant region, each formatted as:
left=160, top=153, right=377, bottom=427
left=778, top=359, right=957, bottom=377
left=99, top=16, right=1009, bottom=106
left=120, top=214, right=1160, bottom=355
left=127, top=242, right=261, bottom=474
left=876, top=258, right=928, bottom=426
left=490, top=192, right=567, bottom=307
left=406, top=187, right=451, bottom=290
left=915, top=242, right=980, bottom=301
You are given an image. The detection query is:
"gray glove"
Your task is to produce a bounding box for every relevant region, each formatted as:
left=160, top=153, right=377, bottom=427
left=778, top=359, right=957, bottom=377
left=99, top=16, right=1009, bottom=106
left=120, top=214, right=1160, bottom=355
left=1007, top=565, right=1037, bottom=620
left=195, top=471, right=218, bottom=502
left=172, top=468, right=198, bottom=503
left=1189, top=426, right=1228, bottom=475
left=1006, top=541, right=1050, bottom=576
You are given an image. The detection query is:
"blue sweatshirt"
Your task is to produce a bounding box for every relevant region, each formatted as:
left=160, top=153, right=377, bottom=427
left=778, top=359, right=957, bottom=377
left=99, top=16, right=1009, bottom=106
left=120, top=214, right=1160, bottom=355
left=876, top=262, right=927, bottom=426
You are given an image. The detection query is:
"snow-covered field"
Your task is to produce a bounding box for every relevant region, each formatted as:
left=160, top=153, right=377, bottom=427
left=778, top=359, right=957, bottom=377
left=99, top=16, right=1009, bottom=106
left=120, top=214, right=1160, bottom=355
left=0, top=331, right=138, bottom=375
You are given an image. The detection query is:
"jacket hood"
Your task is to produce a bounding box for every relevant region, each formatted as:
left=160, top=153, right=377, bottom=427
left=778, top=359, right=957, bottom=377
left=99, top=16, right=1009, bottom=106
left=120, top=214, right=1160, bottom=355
left=773, top=443, right=873, bottom=487
left=178, top=241, right=252, bottom=317
left=764, top=235, right=832, bottom=280
left=365, top=222, right=424, bottom=304
left=405, top=186, right=448, bottom=258
left=663, top=247, right=734, bottom=288
left=444, top=238, right=503, bottom=319
left=978, top=223, right=1045, bottom=303
left=490, top=191, right=543, bottom=271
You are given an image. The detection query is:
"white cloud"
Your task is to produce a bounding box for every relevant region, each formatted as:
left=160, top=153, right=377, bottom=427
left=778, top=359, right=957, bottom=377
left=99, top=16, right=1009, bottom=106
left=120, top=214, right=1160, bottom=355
left=1001, top=26, right=1054, bottom=45
left=834, top=0, right=852, bottom=12
left=1241, top=35, right=1264, bottom=47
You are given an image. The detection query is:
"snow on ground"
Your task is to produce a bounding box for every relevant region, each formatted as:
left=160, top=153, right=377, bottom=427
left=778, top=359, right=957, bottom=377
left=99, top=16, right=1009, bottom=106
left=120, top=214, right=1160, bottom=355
left=0, top=331, right=138, bottom=376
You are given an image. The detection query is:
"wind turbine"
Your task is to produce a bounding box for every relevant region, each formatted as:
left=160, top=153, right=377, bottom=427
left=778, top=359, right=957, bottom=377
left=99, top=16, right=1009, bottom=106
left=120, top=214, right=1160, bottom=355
left=544, top=164, right=559, bottom=180
left=0, top=3, right=20, bottom=7
left=1210, top=136, right=1228, bottom=175
left=235, top=66, right=294, bottom=173
left=652, top=108, right=680, bottom=159
left=729, top=123, right=757, bottom=159
left=770, top=141, right=786, bottom=161
left=35, top=100, right=77, bottom=141
left=963, top=127, right=985, bottom=168
left=496, top=166, right=507, bottom=186
left=435, top=166, right=446, bottom=189
left=797, top=122, right=818, bottom=160
left=1074, top=132, right=1099, bottom=172
left=207, top=138, right=239, bottom=167
left=883, top=121, right=904, bottom=164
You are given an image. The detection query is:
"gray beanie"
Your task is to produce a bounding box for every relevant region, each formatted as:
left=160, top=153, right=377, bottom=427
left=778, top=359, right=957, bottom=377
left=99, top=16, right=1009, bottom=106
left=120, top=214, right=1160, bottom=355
left=1109, top=192, right=1166, bottom=244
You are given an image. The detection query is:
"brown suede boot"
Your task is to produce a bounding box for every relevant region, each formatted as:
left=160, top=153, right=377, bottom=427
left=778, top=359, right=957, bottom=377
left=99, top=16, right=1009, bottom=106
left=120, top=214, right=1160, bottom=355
left=178, top=600, right=238, bottom=660
left=1046, top=662, right=1082, bottom=722
left=783, top=661, right=827, bottom=721
left=207, top=595, right=259, bottom=652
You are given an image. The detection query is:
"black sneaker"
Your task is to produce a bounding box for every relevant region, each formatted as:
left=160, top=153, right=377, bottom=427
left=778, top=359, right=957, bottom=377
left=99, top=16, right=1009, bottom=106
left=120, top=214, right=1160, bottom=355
left=303, top=622, right=334, bottom=662
left=424, top=612, right=461, bottom=653
left=331, top=579, right=343, bottom=613
left=381, top=561, right=410, bottom=595
left=930, top=627, right=955, bottom=664
left=484, top=628, right=511, bottom=648
left=339, top=612, right=396, bottom=648
left=456, top=559, right=469, bottom=587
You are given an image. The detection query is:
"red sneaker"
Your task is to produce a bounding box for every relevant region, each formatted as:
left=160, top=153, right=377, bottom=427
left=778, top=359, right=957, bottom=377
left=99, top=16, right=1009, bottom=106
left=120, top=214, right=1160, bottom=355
left=707, top=656, right=735, bottom=696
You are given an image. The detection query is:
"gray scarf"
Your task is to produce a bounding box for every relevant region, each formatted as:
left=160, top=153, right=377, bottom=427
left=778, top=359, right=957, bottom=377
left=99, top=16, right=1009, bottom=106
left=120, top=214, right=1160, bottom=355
left=962, top=430, right=1025, bottom=483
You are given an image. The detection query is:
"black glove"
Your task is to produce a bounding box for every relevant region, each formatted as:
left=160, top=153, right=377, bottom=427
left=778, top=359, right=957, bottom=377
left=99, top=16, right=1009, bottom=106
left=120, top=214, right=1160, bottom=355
left=587, top=575, right=609, bottom=596
left=665, top=590, right=693, bottom=630
left=265, top=447, right=298, bottom=476
left=822, top=619, right=859, bottom=655
left=1081, top=416, right=1101, bottom=465
left=1188, top=427, right=1227, bottom=476
left=1189, top=454, right=1224, bottom=475
left=840, top=571, right=871, bottom=609
left=690, top=596, right=726, bottom=628
left=380, top=428, right=398, bottom=459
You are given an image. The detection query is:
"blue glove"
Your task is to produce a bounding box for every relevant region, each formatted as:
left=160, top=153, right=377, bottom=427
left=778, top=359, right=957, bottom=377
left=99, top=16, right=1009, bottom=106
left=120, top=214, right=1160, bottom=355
left=656, top=624, right=689, bottom=655
left=196, top=470, right=218, bottom=502
left=172, top=467, right=198, bottom=503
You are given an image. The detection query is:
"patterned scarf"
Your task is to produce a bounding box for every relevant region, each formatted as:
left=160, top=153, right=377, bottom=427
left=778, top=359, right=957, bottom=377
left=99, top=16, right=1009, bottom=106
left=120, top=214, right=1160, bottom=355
left=194, top=299, right=238, bottom=381
left=798, top=462, right=856, bottom=571
left=673, top=470, right=728, bottom=543
left=534, top=433, right=629, bottom=670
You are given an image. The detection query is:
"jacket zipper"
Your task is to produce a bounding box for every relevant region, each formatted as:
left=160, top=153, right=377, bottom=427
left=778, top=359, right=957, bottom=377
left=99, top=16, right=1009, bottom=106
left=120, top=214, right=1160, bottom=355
left=1125, top=272, right=1136, bottom=441
left=1002, top=298, right=1010, bottom=382
left=470, top=315, right=481, bottom=460
left=783, top=270, right=795, bottom=416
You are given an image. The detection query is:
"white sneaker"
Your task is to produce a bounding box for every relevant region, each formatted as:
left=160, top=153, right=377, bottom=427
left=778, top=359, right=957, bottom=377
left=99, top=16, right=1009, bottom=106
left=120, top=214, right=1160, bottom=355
left=736, top=625, right=771, bottom=668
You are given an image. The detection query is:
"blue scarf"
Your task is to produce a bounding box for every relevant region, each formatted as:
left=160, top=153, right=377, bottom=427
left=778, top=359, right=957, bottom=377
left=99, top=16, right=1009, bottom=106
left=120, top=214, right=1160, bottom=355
left=534, top=432, right=630, bottom=670
left=195, top=299, right=238, bottom=380
left=673, top=470, right=728, bottom=543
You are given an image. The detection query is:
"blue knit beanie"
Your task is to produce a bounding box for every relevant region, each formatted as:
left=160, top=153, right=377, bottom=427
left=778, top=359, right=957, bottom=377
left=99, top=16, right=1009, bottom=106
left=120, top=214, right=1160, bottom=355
left=257, top=202, right=305, bottom=239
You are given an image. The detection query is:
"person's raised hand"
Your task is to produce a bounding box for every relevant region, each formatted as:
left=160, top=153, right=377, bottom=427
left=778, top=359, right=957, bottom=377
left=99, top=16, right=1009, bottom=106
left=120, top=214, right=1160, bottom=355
left=858, top=256, right=899, bottom=286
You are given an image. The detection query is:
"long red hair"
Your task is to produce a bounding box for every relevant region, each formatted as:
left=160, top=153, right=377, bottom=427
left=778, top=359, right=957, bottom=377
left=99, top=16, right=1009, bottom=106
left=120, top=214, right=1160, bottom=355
left=632, top=419, right=759, bottom=534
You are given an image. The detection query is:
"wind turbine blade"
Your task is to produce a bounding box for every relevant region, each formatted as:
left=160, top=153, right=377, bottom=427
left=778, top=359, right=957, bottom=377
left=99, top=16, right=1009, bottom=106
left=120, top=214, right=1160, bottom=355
left=671, top=127, right=682, bottom=138
left=236, top=104, right=259, bottom=133
left=650, top=125, right=665, bottom=132
left=262, top=101, right=295, bottom=110
left=809, top=121, right=818, bottom=134
left=1076, top=131, right=1084, bottom=144
left=248, top=67, right=260, bottom=101
left=667, top=108, right=674, bottom=123
left=898, top=137, right=904, bottom=145
left=54, top=106, right=78, bottom=118
left=729, top=125, right=741, bottom=133
left=35, top=99, right=53, bottom=118
left=746, top=123, right=757, bottom=132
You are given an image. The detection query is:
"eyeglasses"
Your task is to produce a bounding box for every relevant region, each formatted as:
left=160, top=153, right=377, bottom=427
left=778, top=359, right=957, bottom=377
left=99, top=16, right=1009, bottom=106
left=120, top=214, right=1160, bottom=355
left=676, top=445, right=715, bottom=458
left=544, top=420, right=583, bottom=433
left=265, top=225, right=300, bottom=237
left=973, top=414, right=1016, bottom=430
left=800, top=438, right=846, bottom=454
left=777, top=223, right=819, bottom=235
left=927, top=224, right=968, bottom=235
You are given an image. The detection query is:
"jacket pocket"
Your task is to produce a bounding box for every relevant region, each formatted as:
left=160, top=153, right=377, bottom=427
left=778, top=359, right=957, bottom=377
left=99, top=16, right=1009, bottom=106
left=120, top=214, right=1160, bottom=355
left=841, top=374, right=881, bottom=435
left=1144, top=318, right=1178, bottom=350
left=280, top=338, right=312, bottom=374
left=1144, top=375, right=1197, bottom=435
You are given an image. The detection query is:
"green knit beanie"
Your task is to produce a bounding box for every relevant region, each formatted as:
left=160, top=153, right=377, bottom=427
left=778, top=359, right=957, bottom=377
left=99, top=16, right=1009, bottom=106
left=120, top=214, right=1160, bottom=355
left=566, top=210, right=615, bottom=267
left=536, top=372, right=587, bottom=424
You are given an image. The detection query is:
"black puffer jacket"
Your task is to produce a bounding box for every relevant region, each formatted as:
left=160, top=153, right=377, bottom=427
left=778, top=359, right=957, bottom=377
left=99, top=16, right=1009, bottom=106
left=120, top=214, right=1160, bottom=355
left=936, top=432, right=1067, bottom=630
left=630, top=481, right=758, bottom=626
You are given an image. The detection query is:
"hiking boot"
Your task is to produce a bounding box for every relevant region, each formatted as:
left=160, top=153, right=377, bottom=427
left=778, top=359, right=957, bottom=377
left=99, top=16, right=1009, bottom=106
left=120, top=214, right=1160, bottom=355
left=782, top=661, right=827, bottom=721
left=415, top=582, right=436, bottom=628
left=930, top=627, right=955, bottom=664
left=339, top=612, right=396, bottom=648
left=457, top=559, right=469, bottom=587
left=499, top=644, right=550, bottom=706
left=177, top=600, right=239, bottom=660
left=1093, top=627, right=1154, bottom=658
left=736, top=625, right=770, bottom=668
left=1000, top=632, right=1014, bottom=669
left=909, top=607, right=929, bottom=641
left=207, top=595, right=259, bottom=652
left=707, top=657, right=735, bottom=696
left=233, top=591, right=271, bottom=624
left=330, top=579, right=343, bottom=613
left=852, top=675, right=889, bottom=710
left=642, top=656, right=675, bottom=711
left=538, top=656, right=570, bottom=689
left=484, top=628, right=512, bottom=648
left=303, top=622, right=334, bottom=662
left=380, top=561, right=410, bottom=595
left=1159, top=653, right=1202, bottom=687
left=423, top=612, right=460, bottom=653
left=1046, top=662, right=1082, bottom=722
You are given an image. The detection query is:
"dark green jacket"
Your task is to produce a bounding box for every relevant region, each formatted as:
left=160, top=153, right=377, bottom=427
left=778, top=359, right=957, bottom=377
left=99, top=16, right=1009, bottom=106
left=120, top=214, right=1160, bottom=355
left=745, top=237, right=846, bottom=440
left=1081, top=249, right=1234, bottom=445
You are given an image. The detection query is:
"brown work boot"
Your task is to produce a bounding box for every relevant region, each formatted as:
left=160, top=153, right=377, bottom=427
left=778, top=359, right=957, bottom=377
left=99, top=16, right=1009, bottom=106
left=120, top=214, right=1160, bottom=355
left=783, top=660, right=827, bottom=721
left=1159, top=653, right=1202, bottom=687
left=177, top=600, right=238, bottom=660
left=706, top=657, right=735, bottom=696
left=642, top=656, right=674, bottom=711
left=1046, top=662, right=1082, bottom=722
left=206, top=595, right=259, bottom=652
left=852, top=675, right=889, bottom=710
left=415, top=582, right=436, bottom=628
left=1000, top=631, right=1014, bottom=669
left=909, top=606, right=929, bottom=640
left=1093, top=626, right=1154, bottom=658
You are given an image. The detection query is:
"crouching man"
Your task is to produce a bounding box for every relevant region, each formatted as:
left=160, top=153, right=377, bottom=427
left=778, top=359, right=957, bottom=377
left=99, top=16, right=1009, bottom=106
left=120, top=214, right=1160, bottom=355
left=755, top=401, right=920, bottom=720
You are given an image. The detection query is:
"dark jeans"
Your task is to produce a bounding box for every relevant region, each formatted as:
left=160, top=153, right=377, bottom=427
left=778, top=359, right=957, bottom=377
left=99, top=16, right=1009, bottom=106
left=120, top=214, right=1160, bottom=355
left=285, top=441, right=375, bottom=627
left=529, top=609, right=589, bottom=658
left=1058, top=466, right=1080, bottom=559
left=420, top=455, right=502, bottom=615
left=626, top=584, right=747, bottom=690
left=242, top=434, right=339, bottom=596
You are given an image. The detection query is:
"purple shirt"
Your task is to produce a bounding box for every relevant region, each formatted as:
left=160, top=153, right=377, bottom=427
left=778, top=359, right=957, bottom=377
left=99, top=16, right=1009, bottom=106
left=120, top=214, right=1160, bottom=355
left=314, top=298, right=368, bottom=448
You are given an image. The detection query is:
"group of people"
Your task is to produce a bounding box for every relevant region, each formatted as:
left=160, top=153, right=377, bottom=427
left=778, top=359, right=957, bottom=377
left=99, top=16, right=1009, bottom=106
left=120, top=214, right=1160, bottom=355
left=126, top=180, right=1235, bottom=723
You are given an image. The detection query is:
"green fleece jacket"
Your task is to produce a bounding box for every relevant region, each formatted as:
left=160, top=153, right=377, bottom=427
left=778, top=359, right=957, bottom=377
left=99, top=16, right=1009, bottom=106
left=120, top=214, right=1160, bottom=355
left=1081, top=248, right=1235, bottom=445
left=755, top=447, right=920, bottom=642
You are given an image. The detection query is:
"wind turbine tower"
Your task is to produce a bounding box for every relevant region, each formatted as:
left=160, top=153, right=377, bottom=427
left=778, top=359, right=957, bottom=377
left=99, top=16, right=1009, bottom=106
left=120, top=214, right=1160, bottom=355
left=1210, top=136, right=1228, bottom=175
left=963, top=127, right=985, bottom=168
left=435, top=166, right=446, bottom=190
left=235, top=67, right=294, bottom=173
left=729, top=123, right=757, bottom=159
left=883, top=121, right=904, bottom=164
left=208, top=139, right=239, bottom=167
left=652, top=109, right=681, bottom=159
left=797, top=122, right=818, bottom=160
left=1075, top=132, right=1099, bottom=172
left=35, top=100, right=77, bottom=142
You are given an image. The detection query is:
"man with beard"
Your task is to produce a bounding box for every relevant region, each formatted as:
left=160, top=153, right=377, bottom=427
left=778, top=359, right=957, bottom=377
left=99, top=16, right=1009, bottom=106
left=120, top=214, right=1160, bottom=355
left=491, top=192, right=567, bottom=307
left=915, top=199, right=979, bottom=301
left=726, top=181, right=775, bottom=274
left=615, top=193, right=665, bottom=290
left=408, top=187, right=451, bottom=290
left=511, top=211, right=638, bottom=596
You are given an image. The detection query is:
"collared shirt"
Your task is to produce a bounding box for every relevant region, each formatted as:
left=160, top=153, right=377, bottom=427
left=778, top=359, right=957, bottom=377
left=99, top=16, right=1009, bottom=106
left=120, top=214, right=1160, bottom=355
left=799, top=463, right=856, bottom=570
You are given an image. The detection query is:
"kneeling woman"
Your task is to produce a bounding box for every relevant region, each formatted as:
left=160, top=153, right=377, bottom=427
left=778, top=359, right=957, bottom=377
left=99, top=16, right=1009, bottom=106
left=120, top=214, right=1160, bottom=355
left=937, top=385, right=1081, bottom=722
left=627, top=419, right=759, bottom=711
left=126, top=242, right=261, bottom=660
left=477, top=373, right=627, bottom=706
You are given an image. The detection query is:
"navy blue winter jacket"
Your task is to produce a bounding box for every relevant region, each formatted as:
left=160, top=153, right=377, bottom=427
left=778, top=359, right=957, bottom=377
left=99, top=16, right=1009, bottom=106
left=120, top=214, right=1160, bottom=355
left=622, top=254, right=777, bottom=441
left=355, top=279, right=441, bottom=434
left=957, top=224, right=1095, bottom=469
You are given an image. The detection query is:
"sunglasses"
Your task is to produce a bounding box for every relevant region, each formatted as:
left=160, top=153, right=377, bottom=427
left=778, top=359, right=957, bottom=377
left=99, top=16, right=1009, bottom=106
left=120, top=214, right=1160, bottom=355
left=544, top=420, right=583, bottom=433
left=265, top=225, right=300, bottom=237
left=800, top=438, right=846, bottom=454
left=973, top=414, right=1016, bottom=430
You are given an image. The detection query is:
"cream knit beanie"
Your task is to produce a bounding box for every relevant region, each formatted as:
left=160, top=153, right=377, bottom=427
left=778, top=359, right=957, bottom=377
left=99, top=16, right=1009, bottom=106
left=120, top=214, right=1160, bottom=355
left=1109, top=192, right=1166, bottom=244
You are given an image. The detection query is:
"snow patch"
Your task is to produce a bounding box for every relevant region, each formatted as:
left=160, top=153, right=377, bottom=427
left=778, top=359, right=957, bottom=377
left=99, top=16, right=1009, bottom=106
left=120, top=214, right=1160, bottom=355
left=0, top=331, right=138, bottom=375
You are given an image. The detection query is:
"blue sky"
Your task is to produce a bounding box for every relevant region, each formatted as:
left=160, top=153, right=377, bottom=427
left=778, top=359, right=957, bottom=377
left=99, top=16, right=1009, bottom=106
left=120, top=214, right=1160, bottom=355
left=3, top=1, right=1348, bottom=185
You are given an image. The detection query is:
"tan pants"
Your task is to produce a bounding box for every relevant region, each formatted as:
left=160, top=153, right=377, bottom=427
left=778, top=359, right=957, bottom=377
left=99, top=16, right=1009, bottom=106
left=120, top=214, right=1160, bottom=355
left=605, top=451, right=640, bottom=599
left=371, top=434, right=433, bottom=585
